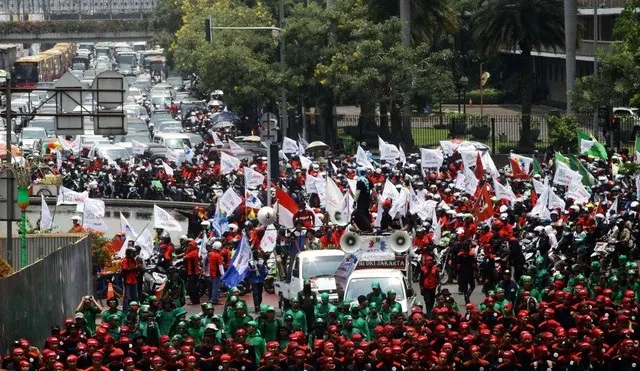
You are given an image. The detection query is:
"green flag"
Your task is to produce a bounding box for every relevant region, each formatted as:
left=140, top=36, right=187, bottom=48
left=568, top=154, right=595, bottom=187
left=578, top=130, right=608, bottom=160
left=555, top=152, right=569, bottom=167
left=532, top=157, right=543, bottom=176
left=635, top=136, right=640, bottom=162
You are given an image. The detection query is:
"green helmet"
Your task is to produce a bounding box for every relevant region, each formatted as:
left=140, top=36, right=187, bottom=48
left=591, top=261, right=601, bottom=270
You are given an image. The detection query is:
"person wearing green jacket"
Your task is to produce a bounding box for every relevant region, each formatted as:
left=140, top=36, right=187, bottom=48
left=340, top=315, right=361, bottom=338
left=366, top=303, right=383, bottom=335
left=366, top=282, right=386, bottom=308
left=76, top=295, right=102, bottom=336
left=349, top=303, right=370, bottom=340
left=259, top=306, right=281, bottom=342
left=493, top=288, right=510, bottom=313
left=199, top=303, right=215, bottom=329
left=102, top=298, right=125, bottom=326
left=187, top=315, right=204, bottom=345
left=223, top=296, right=239, bottom=324
left=284, top=297, right=307, bottom=332
left=245, top=321, right=266, bottom=364
left=314, top=293, right=336, bottom=324
left=385, top=290, right=402, bottom=313
left=137, top=305, right=159, bottom=343
left=223, top=288, right=249, bottom=322
left=227, top=302, right=253, bottom=336
left=157, top=298, right=187, bottom=335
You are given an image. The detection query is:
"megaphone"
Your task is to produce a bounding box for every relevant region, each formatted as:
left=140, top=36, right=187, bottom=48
left=340, top=232, right=361, bottom=253
left=257, top=206, right=276, bottom=226
left=330, top=209, right=348, bottom=226
left=389, top=230, right=411, bottom=253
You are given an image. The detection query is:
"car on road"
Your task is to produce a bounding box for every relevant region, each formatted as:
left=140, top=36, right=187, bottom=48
left=342, top=268, right=416, bottom=315
left=20, top=127, right=48, bottom=154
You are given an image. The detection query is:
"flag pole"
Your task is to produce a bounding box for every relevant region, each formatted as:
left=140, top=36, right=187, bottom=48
left=133, top=222, right=151, bottom=245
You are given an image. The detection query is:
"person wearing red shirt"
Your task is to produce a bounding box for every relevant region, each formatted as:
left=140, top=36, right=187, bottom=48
left=208, top=246, right=225, bottom=304
left=84, top=352, right=109, bottom=371
left=184, top=240, right=201, bottom=305
left=420, top=256, right=440, bottom=316
left=120, top=248, right=139, bottom=311
left=292, top=200, right=315, bottom=230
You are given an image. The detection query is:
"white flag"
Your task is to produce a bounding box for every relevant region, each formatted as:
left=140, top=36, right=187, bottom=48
left=260, top=226, right=278, bottom=252
left=299, top=155, right=312, bottom=170
left=432, top=210, right=441, bottom=246
left=493, top=178, right=516, bottom=203
left=566, top=177, right=590, bottom=204
left=532, top=178, right=548, bottom=195
left=244, top=166, right=265, bottom=188
left=83, top=198, right=106, bottom=217
left=57, top=187, right=88, bottom=206
left=283, top=137, right=299, bottom=154
left=399, top=145, right=406, bottom=165
left=228, top=138, right=245, bottom=152
left=306, top=174, right=319, bottom=194
left=56, top=151, right=63, bottom=169
left=83, top=211, right=108, bottom=233
left=439, top=140, right=459, bottom=156
left=553, top=161, right=581, bottom=187
left=463, top=167, right=479, bottom=195
left=325, top=177, right=343, bottom=218
left=220, top=151, right=241, bottom=174
left=298, top=142, right=306, bottom=155
left=347, top=178, right=358, bottom=195
left=120, top=212, right=137, bottom=238
left=40, top=195, right=53, bottom=230
left=548, top=187, right=566, bottom=211
left=420, top=148, right=444, bottom=169
left=135, top=228, right=154, bottom=259
left=211, top=130, right=224, bottom=147
left=245, top=189, right=263, bottom=209
left=298, top=133, right=309, bottom=148
left=219, top=188, right=243, bottom=215
left=382, top=179, right=400, bottom=201
left=153, top=204, right=183, bottom=231
left=379, top=136, right=400, bottom=161
left=166, top=149, right=180, bottom=163
left=356, top=145, right=374, bottom=170
left=339, top=191, right=353, bottom=220
left=132, top=140, right=148, bottom=155
left=162, top=161, right=174, bottom=176
left=390, top=187, right=409, bottom=218
left=454, top=172, right=466, bottom=191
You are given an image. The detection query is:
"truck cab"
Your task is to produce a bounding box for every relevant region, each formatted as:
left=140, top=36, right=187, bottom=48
left=343, top=268, right=416, bottom=314
left=275, top=249, right=345, bottom=310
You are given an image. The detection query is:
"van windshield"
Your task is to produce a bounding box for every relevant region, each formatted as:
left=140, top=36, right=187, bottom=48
left=301, top=255, right=344, bottom=279
left=345, top=277, right=405, bottom=301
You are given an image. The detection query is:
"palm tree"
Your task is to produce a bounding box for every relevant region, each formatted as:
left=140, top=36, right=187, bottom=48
left=472, top=0, right=564, bottom=149
left=367, top=0, right=459, bottom=43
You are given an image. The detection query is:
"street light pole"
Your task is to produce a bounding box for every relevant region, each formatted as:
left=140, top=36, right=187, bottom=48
left=279, top=0, right=288, bottom=138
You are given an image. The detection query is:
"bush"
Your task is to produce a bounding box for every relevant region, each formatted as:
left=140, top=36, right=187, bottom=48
left=90, top=232, right=111, bottom=271
left=0, top=256, right=13, bottom=278
left=548, top=115, right=581, bottom=153
left=467, top=88, right=504, bottom=105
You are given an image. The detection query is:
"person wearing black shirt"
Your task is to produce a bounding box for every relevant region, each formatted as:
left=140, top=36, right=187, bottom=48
left=354, top=169, right=373, bottom=232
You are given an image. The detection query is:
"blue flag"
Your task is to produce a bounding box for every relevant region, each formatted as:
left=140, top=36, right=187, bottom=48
left=211, top=199, right=229, bottom=237
left=222, top=234, right=251, bottom=288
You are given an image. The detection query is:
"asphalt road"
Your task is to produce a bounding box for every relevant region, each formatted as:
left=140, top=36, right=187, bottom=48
left=183, top=279, right=485, bottom=317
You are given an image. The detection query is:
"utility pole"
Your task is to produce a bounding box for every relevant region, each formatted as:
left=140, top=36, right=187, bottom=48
left=399, top=0, right=414, bottom=148
left=4, top=74, right=13, bottom=268
left=279, top=0, right=288, bottom=138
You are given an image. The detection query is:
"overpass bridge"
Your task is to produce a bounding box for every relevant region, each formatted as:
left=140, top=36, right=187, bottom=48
left=0, top=19, right=155, bottom=42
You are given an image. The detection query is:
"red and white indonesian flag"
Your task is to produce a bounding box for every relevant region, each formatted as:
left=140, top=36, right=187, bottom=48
left=275, top=186, right=299, bottom=229
left=509, top=153, right=533, bottom=178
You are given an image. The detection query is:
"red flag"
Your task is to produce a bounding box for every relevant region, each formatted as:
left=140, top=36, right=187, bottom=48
left=473, top=185, right=494, bottom=222
left=530, top=189, right=538, bottom=207
left=509, top=157, right=530, bottom=179
left=275, top=185, right=300, bottom=228
left=474, top=153, right=484, bottom=180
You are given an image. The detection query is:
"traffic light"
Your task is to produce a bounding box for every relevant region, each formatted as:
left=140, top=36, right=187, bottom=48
left=598, top=106, right=611, bottom=128
left=204, top=18, right=212, bottom=43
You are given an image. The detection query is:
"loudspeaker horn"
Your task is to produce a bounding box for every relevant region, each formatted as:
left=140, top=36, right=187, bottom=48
left=340, top=232, right=361, bottom=253
left=389, top=230, right=411, bottom=253
left=330, top=209, right=349, bottom=226
left=257, top=206, right=277, bottom=226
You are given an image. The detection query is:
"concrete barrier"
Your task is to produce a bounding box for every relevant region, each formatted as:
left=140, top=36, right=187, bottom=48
left=0, top=235, right=92, bottom=354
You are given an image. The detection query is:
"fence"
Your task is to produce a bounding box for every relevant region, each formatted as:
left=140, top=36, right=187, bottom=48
left=0, top=233, right=86, bottom=272
left=335, top=112, right=636, bottom=154
left=0, top=235, right=92, bottom=354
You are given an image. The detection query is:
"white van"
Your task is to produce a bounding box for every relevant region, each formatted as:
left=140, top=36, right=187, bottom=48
left=153, top=133, right=192, bottom=151
left=275, top=249, right=345, bottom=309
left=343, top=268, right=416, bottom=314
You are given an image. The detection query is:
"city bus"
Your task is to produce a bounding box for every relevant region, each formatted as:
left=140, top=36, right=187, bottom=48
left=139, top=49, right=164, bottom=71
left=13, top=55, right=54, bottom=88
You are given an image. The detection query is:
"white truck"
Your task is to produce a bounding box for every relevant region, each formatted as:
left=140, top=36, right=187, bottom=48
left=274, top=249, right=345, bottom=310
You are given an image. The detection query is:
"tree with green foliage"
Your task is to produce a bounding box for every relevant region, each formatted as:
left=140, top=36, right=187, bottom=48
left=548, top=115, right=580, bottom=154
left=172, top=0, right=281, bottom=118
left=152, top=0, right=184, bottom=65
left=472, top=0, right=565, bottom=149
